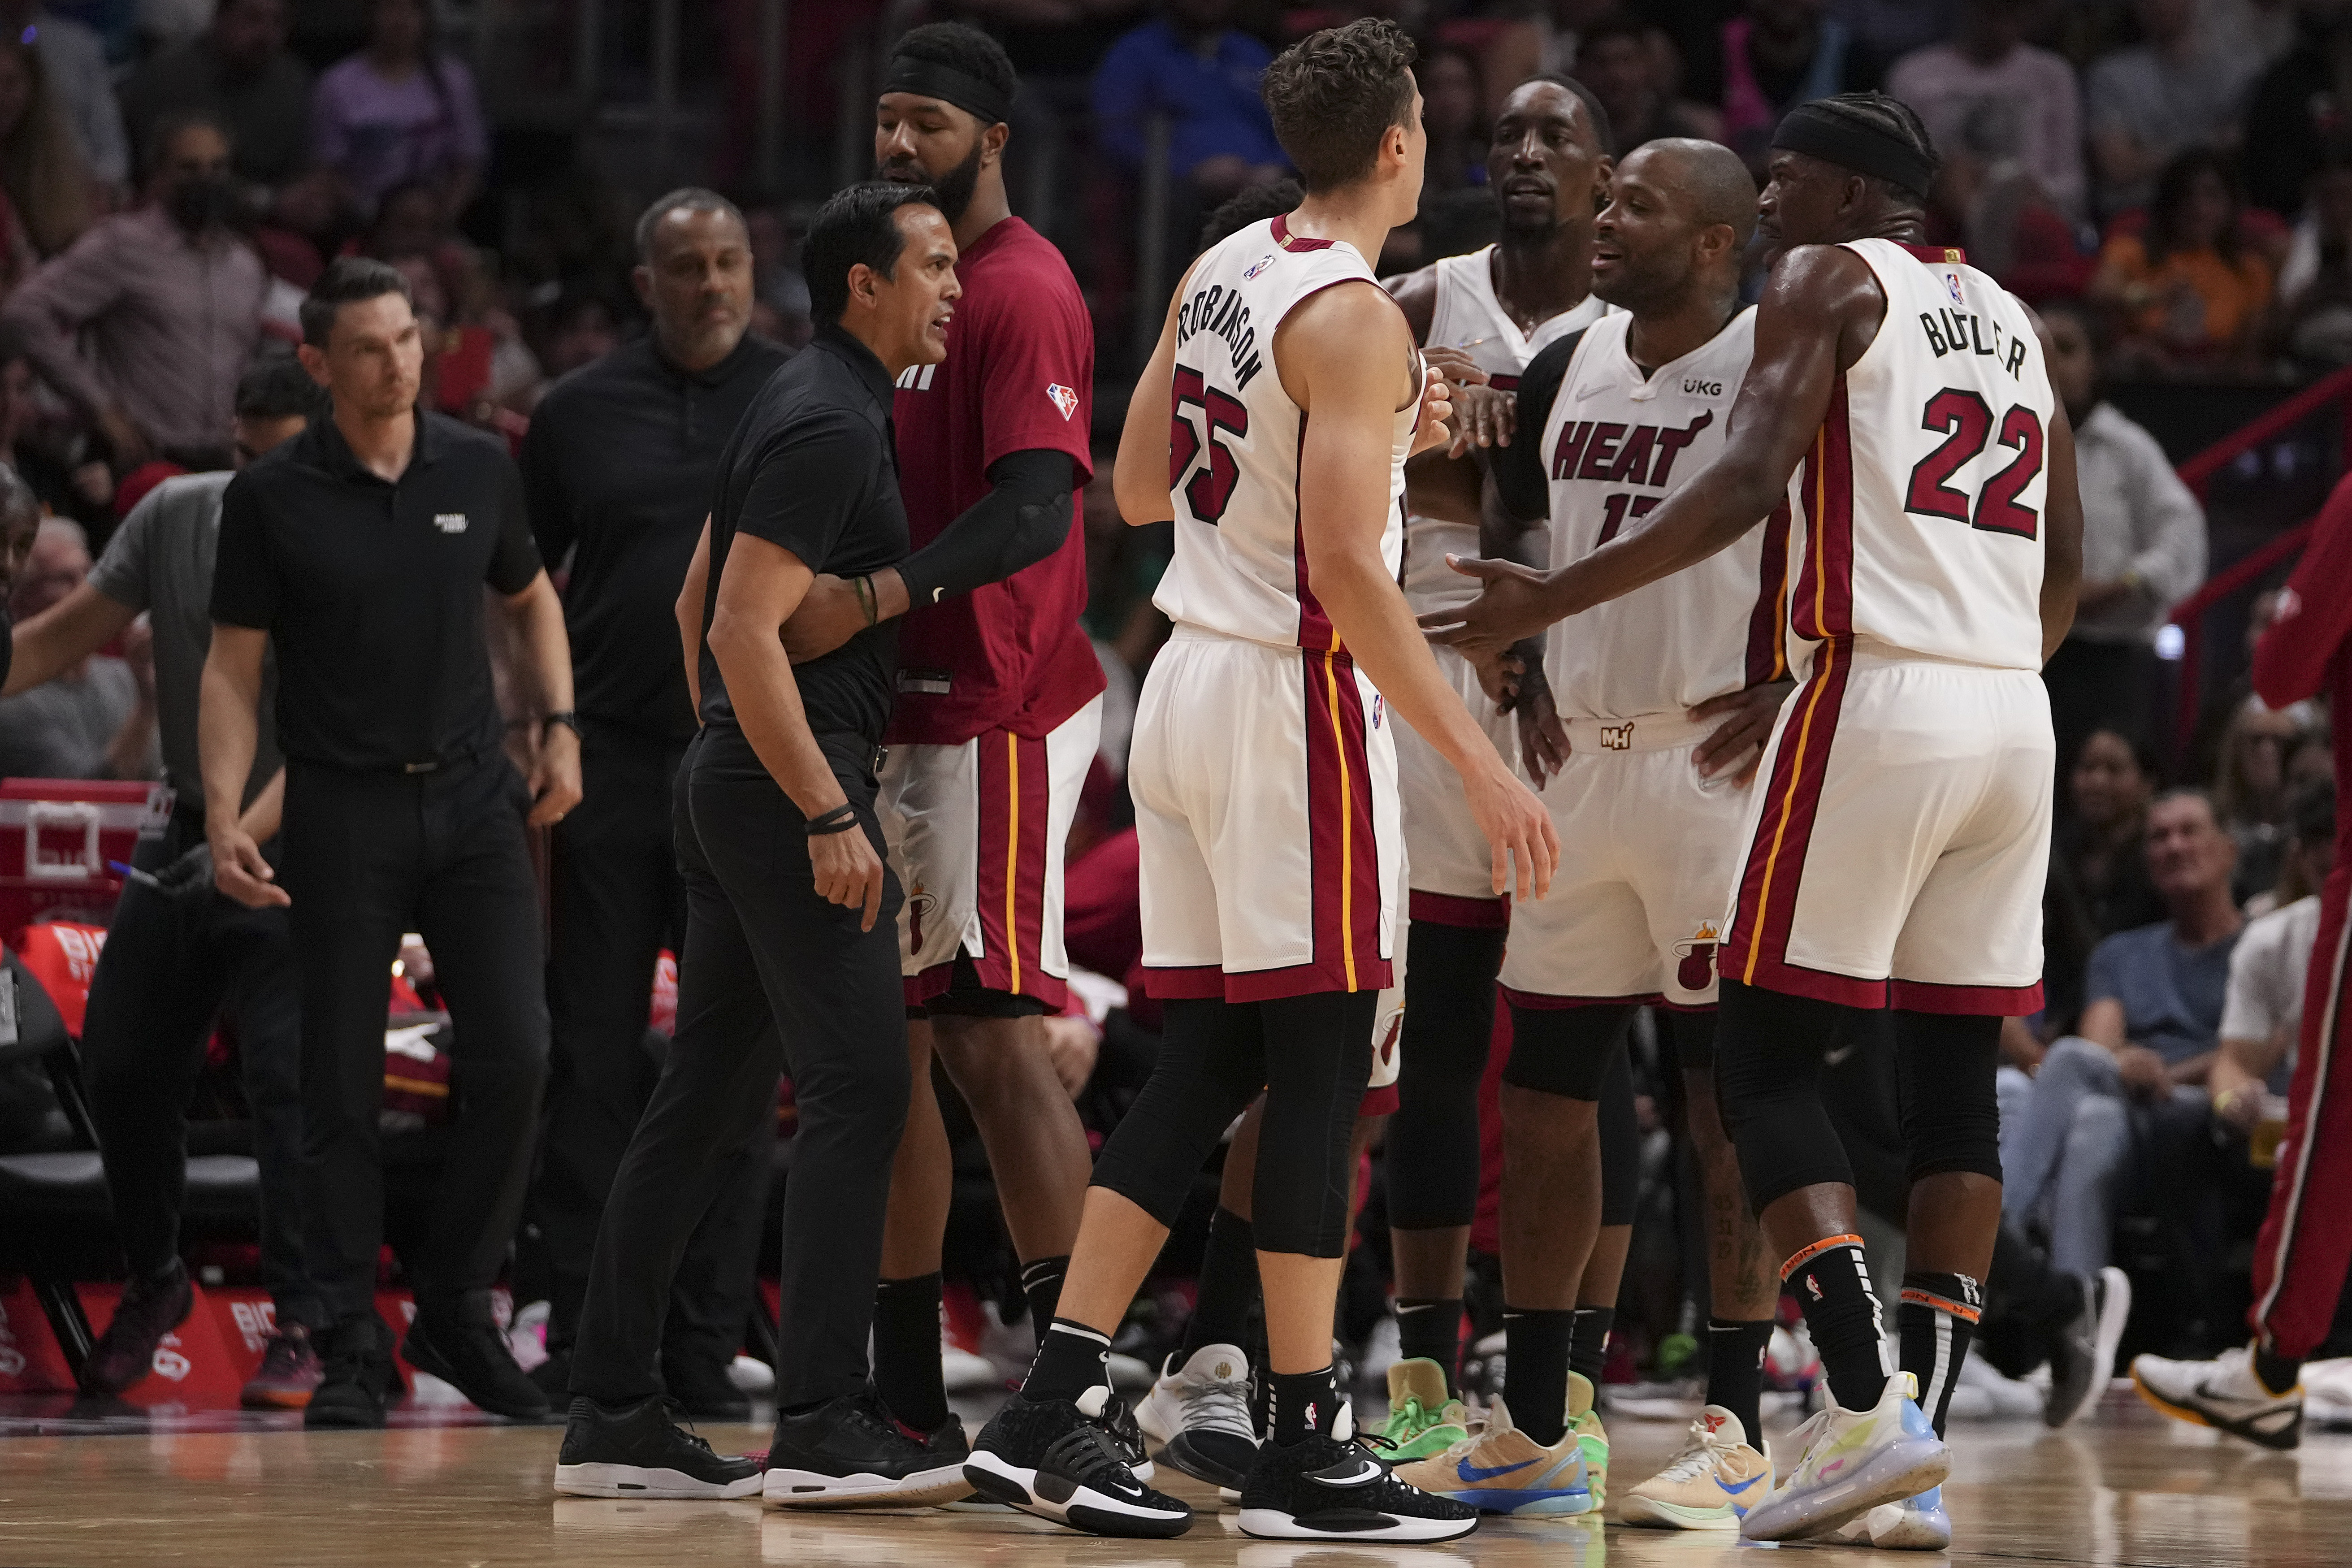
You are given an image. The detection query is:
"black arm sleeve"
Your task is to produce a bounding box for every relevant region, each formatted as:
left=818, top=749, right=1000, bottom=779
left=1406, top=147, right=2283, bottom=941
left=893, top=448, right=1076, bottom=608
left=1490, top=329, right=1586, bottom=527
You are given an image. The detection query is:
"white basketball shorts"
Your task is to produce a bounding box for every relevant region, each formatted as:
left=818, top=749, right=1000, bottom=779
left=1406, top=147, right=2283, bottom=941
left=1133, top=629, right=1400, bottom=1003
left=1719, top=639, right=2053, bottom=1014
left=1392, top=641, right=1520, bottom=921
left=1499, top=709, right=1754, bottom=1010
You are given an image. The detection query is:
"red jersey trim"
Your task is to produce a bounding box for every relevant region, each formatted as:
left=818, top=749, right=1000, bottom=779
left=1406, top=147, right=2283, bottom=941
left=1746, top=500, right=1793, bottom=684
left=1894, top=242, right=1966, bottom=264
left=1501, top=986, right=1666, bottom=1011
left=1408, top=890, right=1510, bottom=929
left=1272, top=213, right=1334, bottom=252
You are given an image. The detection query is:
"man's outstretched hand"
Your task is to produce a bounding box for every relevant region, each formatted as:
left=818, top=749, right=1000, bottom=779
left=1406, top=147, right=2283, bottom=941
left=1418, top=554, right=1555, bottom=661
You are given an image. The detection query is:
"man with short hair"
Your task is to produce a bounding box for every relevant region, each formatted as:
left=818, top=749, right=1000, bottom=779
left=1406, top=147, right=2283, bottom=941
left=10, top=359, right=323, bottom=1408
left=967, top=19, right=1549, bottom=1542
left=2, top=113, right=267, bottom=469
left=1432, top=89, right=2083, bottom=1547
left=554, top=182, right=970, bottom=1509
left=119, top=0, right=313, bottom=192
left=519, top=187, right=788, bottom=1415
left=202, top=256, right=582, bottom=1429
left=0, top=518, right=155, bottom=779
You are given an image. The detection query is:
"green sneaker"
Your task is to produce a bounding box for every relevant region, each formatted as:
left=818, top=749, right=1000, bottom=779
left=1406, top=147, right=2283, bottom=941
left=1379, top=1356, right=1472, bottom=1460
left=1568, top=1370, right=1610, bottom=1509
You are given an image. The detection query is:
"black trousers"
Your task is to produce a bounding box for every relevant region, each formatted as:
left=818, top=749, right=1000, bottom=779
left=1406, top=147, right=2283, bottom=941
left=573, top=728, right=907, bottom=1410
left=81, top=806, right=316, bottom=1327
left=280, top=756, right=549, bottom=1325
left=531, top=721, right=761, bottom=1373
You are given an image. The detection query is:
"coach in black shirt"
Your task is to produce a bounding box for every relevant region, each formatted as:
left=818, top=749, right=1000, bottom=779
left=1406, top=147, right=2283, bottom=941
left=558, top=184, right=968, bottom=1505
left=202, top=257, right=584, bottom=1429
left=518, top=188, right=788, bottom=1410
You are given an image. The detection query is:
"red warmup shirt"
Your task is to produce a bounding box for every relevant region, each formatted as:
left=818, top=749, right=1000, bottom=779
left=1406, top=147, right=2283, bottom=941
left=888, top=216, right=1103, bottom=745
left=2254, top=476, right=2352, bottom=841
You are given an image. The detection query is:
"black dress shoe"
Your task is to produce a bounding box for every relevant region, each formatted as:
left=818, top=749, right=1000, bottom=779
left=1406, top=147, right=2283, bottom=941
left=404, top=1312, right=551, bottom=1421
left=80, top=1265, right=193, bottom=1395
left=306, top=1312, right=403, bottom=1429
left=554, top=1395, right=765, bottom=1499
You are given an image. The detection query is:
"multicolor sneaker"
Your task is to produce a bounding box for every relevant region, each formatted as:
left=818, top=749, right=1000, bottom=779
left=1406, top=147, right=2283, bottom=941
left=2131, top=1343, right=2304, bottom=1450
left=1376, top=1358, right=1471, bottom=1462
left=1808, top=1484, right=1953, bottom=1549
left=1566, top=1371, right=1608, bottom=1510
left=1390, top=1394, right=1590, bottom=1516
left=1619, top=1406, right=1772, bottom=1530
left=1135, top=1343, right=1254, bottom=1490
left=1738, top=1371, right=1949, bottom=1542
left=240, top=1324, right=322, bottom=1410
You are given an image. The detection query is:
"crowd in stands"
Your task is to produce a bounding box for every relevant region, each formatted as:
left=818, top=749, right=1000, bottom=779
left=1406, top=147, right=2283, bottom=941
left=0, top=0, right=2344, bottom=1416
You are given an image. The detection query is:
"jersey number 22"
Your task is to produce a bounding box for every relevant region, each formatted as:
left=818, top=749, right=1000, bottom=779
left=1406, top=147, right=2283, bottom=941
left=1903, top=389, right=2044, bottom=541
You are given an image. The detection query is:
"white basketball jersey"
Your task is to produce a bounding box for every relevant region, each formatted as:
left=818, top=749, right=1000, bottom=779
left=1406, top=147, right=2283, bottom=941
left=1153, top=216, right=1416, bottom=650
left=1405, top=247, right=1611, bottom=615
left=1786, top=238, right=2054, bottom=671
left=1537, top=308, right=1788, bottom=719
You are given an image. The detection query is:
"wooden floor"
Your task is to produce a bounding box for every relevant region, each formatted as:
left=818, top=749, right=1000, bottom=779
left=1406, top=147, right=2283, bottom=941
left=4, top=1390, right=2351, bottom=1567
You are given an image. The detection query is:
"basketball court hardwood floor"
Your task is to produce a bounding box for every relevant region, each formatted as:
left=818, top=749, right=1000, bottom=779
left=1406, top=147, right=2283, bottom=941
left=6, top=1390, right=2352, bottom=1567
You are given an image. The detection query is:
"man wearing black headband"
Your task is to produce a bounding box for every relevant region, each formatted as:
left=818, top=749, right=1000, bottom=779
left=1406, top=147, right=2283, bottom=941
left=780, top=20, right=1103, bottom=1465
left=1427, top=91, right=2083, bottom=1551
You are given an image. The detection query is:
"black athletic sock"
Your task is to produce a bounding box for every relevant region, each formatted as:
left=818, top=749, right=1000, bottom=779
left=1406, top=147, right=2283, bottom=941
left=1183, top=1206, right=1260, bottom=1355
left=2255, top=1343, right=2304, bottom=1396
left=1021, top=1255, right=1070, bottom=1334
left=1395, top=1297, right=1463, bottom=1390
left=1897, top=1271, right=1981, bottom=1438
left=1569, top=1306, right=1614, bottom=1386
left=1022, top=1317, right=1110, bottom=1405
left=1268, top=1364, right=1341, bottom=1445
left=1504, top=1306, right=1575, bottom=1446
left=871, top=1273, right=950, bottom=1433
left=1784, top=1236, right=1890, bottom=1412
left=1704, top=1317, right=1774, bottom=1443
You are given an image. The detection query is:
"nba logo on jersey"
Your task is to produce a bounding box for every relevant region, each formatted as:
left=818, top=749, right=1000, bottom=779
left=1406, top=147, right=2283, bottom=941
left=1945, top=271, right=1965, bottom=308
left=1047, top=382, right=1078, bottom=420
left=1243, top=255, right=1274, bottom=280
left=1371, top=694, right=1384, bottom=730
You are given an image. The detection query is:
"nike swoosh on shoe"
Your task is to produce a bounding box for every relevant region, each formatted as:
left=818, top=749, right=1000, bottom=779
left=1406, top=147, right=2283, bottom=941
left=1458, top=1457, right=1538, bottom=1482
left=1312, top=1462, right=1385, bottom=1487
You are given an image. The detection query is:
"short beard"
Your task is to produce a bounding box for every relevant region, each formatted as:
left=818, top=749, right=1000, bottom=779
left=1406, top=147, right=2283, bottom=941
left=927, top=140, right=984, bottom=225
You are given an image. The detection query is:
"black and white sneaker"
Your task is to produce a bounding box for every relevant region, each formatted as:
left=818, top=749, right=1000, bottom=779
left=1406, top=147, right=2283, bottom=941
left=1237, top=1405, right=1478, bottom=1542
left=761, top=1390, right=973, bottom=1507
left=1135, top=1343, right=1256, bottom=1492
left=553, top=1395, right=766, bottom=1499
left=2046, top=1266, right=2131, bottom=1428
left=965, top=1385, right=1195, bottom=1537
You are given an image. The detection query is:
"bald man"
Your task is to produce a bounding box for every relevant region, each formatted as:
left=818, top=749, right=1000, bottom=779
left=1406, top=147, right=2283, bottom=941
left=1396, top=139, right=1787, bottom=1525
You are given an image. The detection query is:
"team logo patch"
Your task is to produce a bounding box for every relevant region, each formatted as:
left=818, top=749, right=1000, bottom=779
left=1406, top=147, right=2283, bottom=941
left=1944, top=271, right=1965, bottom=308
left=433, top=513, right=468, bottom=533
left=1244, top=255, right=1274, bottom=280
left=907, top=885, right=936, bottom=950
left=1378, top=1009, right=1402, bottom=1066
left=1046, top=382, right=1079, bottom=420
left=1599, top=721, right=1633, bottom=750
left=1672, top=922, right=1720, bottom=992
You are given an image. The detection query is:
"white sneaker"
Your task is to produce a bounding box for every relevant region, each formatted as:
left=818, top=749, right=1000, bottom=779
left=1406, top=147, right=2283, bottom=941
left=1134, top=1342, right=1259, bottom=1491
left=1738, top=1371, right=1949, bottom=1542
left=1951, top=1353, right=2041, bottom=1421
left=1808, top=1484, right=1953, bottom=1550
left=943, top=1327, right=1000, bottom=1393
left=2131, top=1343, right=2304, bottom=1449
left=2303, top=1357, right=2352, bottom=1429
left=1359, top=1315, right=1402, bottom=1386
left=1619, top=1406, right=1772, bottom=1530
left=727, top=1353, right=776, bottom=1394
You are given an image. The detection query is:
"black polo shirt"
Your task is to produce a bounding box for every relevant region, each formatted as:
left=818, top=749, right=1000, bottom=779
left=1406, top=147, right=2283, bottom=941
left=522, top=331, right=790, bottom=742
left=701, top=324, right=907, bottom=770
left=212, top=410, right=542, bottom=773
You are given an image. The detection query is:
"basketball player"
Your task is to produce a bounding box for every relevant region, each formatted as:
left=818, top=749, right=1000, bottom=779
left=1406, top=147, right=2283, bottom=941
left=779, top=22, right=1100, bottom=1455
left=966, top=19, right=1552, bottom=1542
left=1392, top=138, right=1784, bottom=1523
left=2132, top=473, right=2352, bottom=1450
left=1429, top=93, right=2082, bottom=1549
left=1372, top=73, right=1616, bottom=1452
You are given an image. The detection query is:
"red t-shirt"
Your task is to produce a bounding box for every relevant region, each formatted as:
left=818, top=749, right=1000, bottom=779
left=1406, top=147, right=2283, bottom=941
left=2255, top=474, right=2352, bottom=851
left=888, top=217, right=1104, bottom=745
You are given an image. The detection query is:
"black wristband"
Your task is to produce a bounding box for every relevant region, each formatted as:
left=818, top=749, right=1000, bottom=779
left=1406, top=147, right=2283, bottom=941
left=542, top=710, right=581, bottom=740
left=806, top=802, right=861, bottom=836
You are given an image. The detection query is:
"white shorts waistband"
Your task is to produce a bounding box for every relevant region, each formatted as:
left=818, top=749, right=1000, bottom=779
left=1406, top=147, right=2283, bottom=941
left=1560, top=710, right=1711, bottom=754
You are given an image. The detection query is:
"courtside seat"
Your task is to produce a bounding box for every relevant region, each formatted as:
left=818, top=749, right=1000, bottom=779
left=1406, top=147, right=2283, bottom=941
left=0, top=1151, right=259, bottom=1224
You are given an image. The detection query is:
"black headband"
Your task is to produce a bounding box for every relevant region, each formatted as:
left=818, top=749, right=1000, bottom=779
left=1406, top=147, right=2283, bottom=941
left=1772, top=103, right=1938, bottom=197
left=882, top=55, right=1013, bottom=129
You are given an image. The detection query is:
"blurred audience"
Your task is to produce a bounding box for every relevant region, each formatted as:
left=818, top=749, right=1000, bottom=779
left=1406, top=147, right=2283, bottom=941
left=2059, top=727, right=2170, bottom=937
left=2242, top=0, right=2352, bottom=217
left=2085, top=0, right=2254, bottom=219
left=2002, top=789, right=2243, bottom=1278
left=2039, top=300, right=2205, bottom=772
left=118, top=0, right=317, bottom=206
left=1418, top=43, right=1490, bottom=194
left=2274, top=150, right=2352, bottom=367
left=2214, top=694, right=2317, bottom=904
left=0, top=515, right=155, bottom=778
left=1, top=112, right=265, bottom=469
left=2091, top=149, right=2273, bottom=375
left=311, top=0, right=486, bottom=225
left=1716, top=0, right=1884, bottom=175
left=0, top=34, right=96, bottom=278
left=1092, top=0, right=1284, bottom=205
left=1, top=1, right=127, bottom=191
left=1888, top=0, right=2085, bottom=225
left=1575, top=14, right=1721, bottom=153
